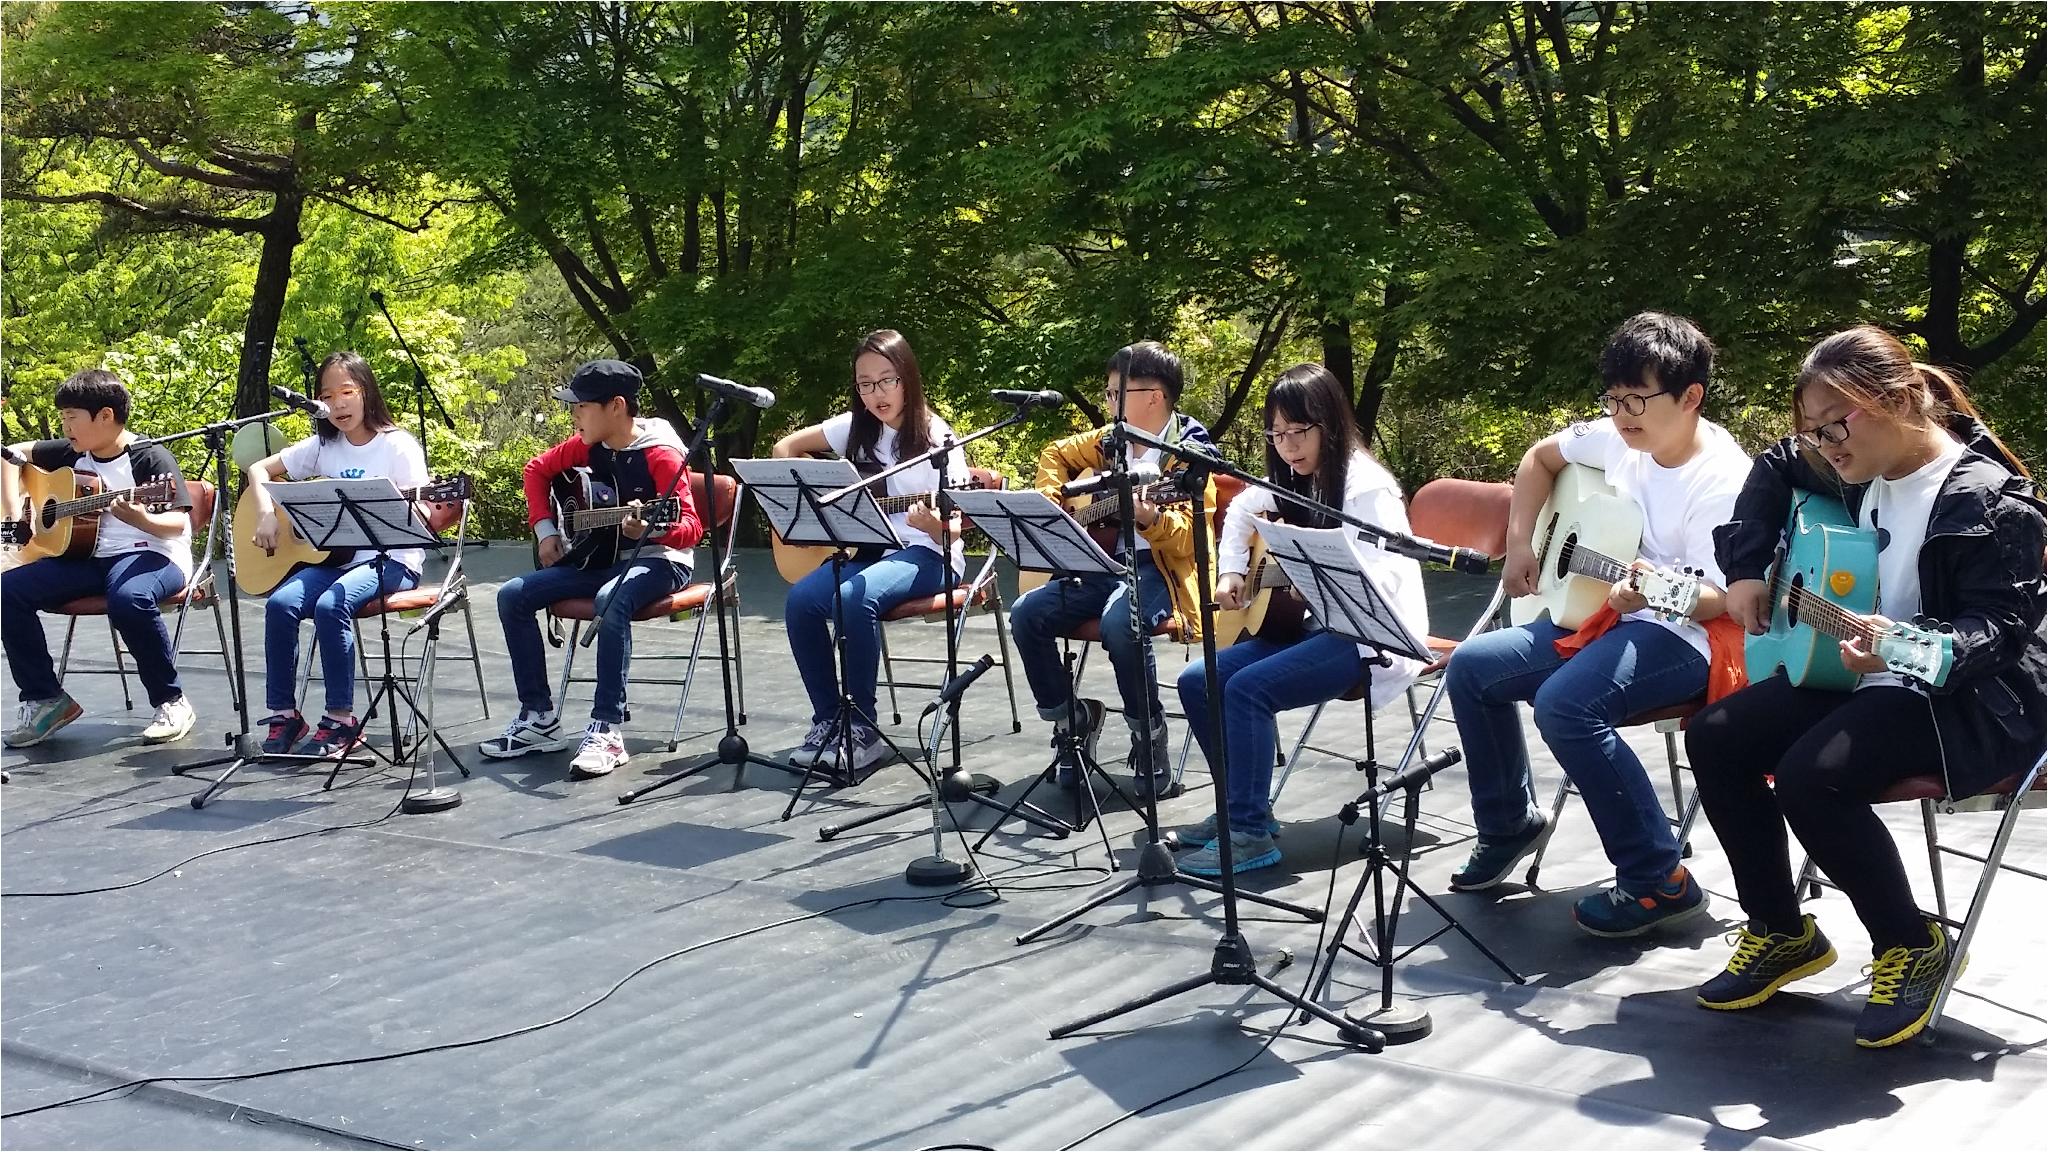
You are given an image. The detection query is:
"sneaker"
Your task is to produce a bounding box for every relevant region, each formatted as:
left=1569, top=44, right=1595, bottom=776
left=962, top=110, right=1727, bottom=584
left=1698, top=915, right=1838, bottom=1011
left=4, top=693, right=83, bottom=748
left=1449, top=810, right=1552, bottom=891
left=568, top=722, right=628, bottom=779
left=846, top=719, right=892, bottom=775
left=791, top=719, right=836, bottom=767
left=1181, top=828, right=1283, bottom=877
left=141, top=696, right=197, bottom=744
left=1128, top=720, right=1177, bottom=799
left=477, top=710, right=569, bottom=760
left=1573, top=866, right=1710, bottom=938
left=259, top=712, right=308, bottom=756
left=1166, top=811, right=1282, bottom=850
left=1049, top=698, right=1106, bottom=787
left=1855, top=920, right=1958, bottom=1049
left=291, top=715, right=365, bottom=760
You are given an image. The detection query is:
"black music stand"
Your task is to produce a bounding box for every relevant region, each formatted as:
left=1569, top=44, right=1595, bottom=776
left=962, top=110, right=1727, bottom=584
left=730, top=458, right=926, bottom=819
left=184, top=478, right=469, bottom=811
left=1255, top=518, right=1524, bottom=1041
left=944, top=486, right=1142, bottom=856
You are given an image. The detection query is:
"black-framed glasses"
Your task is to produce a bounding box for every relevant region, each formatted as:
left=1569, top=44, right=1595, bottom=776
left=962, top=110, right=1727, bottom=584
left=1795, top=410, right=1859, bottom=449
left=1264, top=423, right=1320, bottom=448
left=1104, top=384, right=1162, bottom=399
left=855, top=376, right=903, bottom=396
left=1596, top=390, right=1678, bottom=417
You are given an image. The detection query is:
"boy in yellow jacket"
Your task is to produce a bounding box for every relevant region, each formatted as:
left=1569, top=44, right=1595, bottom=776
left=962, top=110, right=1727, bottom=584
left=1011, top=341, right=1218, bottom=796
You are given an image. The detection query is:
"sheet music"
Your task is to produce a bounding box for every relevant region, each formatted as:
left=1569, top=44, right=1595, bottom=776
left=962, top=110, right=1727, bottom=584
left=729, top=457, right=902, bottom=550
left=945, top=488, right=1121, bottom=576
left=1251, top=518, right=1430, bottom=663
left=269, top=478, right=442, bottom=552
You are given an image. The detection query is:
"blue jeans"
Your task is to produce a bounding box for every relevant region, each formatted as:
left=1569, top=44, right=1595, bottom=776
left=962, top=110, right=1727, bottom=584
left=1009, top=564, right=1174, bottom=725
left=1443, top=619, right=1706, bottom=892
left=1179, top=630, right=1365, bottom=836
left=2, top=551, right=187, bottom=707
left=785, top=548, right=948, bottom=726
left=497, top=557, right=691, bottom=724
left=264, top=560, right=419, bottom=714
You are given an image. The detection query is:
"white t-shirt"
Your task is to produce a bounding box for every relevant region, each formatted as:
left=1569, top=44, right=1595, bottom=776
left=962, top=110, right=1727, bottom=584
left=1556, top=417, right=1751, bottom=659
left=278, top=427, right=431, bottom=574
left=1219, top=450, right=1432, bottom=707
left=1857, top=431, right=1964, bottom=692
left=821, top=411, right=969, bottom=573
left=27, top=438, right=193, bottom=578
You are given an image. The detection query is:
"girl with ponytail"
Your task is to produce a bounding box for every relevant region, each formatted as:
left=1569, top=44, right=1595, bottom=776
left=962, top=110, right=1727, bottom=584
left=1685, top=325, right=2045, bottom=1049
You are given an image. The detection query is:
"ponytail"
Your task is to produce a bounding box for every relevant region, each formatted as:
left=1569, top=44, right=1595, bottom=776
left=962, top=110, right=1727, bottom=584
left=1914, top=361, right=2030, bottom=480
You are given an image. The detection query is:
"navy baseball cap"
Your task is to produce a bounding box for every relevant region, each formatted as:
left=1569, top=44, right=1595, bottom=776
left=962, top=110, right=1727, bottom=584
left=552, top=359, right=643, bottom=405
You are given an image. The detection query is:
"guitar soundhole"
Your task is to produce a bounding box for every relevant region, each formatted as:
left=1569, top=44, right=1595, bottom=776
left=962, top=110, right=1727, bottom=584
left=1786, top=572, right=1805, bottom=627
left=1555, top=529, right=1574, bottom=582
left=37, top=499, right=57, bottom=531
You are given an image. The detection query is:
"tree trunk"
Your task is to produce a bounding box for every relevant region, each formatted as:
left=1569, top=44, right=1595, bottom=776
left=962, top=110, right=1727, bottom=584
left=1320, top=311, right=1358, bottom=421
left=1357, top=280, right=1410, bottom=442
left=236, top=193, right=304, bottom=417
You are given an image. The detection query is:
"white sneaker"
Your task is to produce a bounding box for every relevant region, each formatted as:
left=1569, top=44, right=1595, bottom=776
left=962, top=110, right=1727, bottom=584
left=477, top=710, right=569, bottom=760
left=141, top=696, right=196, bottom=744
left=790, top=719, right=835, bottom=767
left=568, top=722, right=628, bottom=779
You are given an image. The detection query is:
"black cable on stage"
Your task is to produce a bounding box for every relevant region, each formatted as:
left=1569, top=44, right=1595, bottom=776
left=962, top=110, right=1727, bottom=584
left=1053, top=811, right=1352, bottom=1151
left=1, top=859, right=1109, bottom=1122
left=2, top=763, right=422, bottom=898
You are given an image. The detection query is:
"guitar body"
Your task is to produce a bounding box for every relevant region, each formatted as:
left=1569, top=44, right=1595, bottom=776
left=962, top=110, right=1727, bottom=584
left=772, top=536, right=841, bottom=585
left=15, top=466, right=96, bottom=563
left=1745, top=492, right=1875, bottom=691
left=538, top=469, right=682, bottom=572
left=232, top=483, right=334, bottom=595
left=1510, top=463, right=1643, bottom=630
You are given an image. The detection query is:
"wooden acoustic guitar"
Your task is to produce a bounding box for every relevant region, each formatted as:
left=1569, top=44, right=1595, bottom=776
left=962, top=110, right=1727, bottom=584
left=768, top=477, right=996, bottom=584
left=233, top=475, right=472, bottom=595
left=2, top=465, right=179, bottom=567
left=535, top=469, right=684, bottom=571
left=1014, top=470, right=1197, bottom=594
left=1210, top=525, right=1309, bottom=649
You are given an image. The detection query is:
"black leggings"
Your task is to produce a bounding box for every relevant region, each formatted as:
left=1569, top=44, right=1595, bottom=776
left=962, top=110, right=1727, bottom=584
left=1685, top=675, right=1940, bottom=949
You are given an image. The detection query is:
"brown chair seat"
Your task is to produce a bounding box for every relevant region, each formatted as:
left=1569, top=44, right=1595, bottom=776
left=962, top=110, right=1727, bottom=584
left=1876, top=771, right=2045, bottom=805
left=358, top=584, right=452, bottom=617
left=881, top=581, right=996, bottom=622
left=59, top=580, right=212, bottom=615
left=1062, top=616, right=1183, bottom=644
left=548, top=570, right=736, bottom=623
left=1622, top=700, right=1701, bottom=729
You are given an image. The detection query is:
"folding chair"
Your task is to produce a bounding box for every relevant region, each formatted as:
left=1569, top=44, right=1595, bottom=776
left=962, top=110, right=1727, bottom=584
left=875, top=466, right=1022, bottom=732
left=54, top=479, right=237, bottom=711
left=1797, top=752, right=2046, bottom=1040
left=547, top=473, right=746, bottom=751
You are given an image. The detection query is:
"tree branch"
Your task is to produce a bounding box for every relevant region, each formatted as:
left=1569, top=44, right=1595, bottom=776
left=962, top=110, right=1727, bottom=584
left=5, top=188, right=270, bottom=234
left=309, top=190, right=464, bottom=233
left=124, top=138, right=276, bottom=191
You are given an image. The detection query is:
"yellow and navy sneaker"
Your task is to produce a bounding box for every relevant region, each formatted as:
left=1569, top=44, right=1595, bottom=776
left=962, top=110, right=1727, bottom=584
left=1855, top=919, right=1958, bottom=1049
left=1698, top=914, right=1838, bottom=1010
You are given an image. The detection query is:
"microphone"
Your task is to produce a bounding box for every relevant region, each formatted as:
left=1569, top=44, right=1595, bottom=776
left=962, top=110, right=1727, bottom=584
left=925, top=653, right=995, bottom=715
left=1061, top=461, right=1160, bottom=500
left=270, top=384, right=331, bottom=421
left=369, top=288, right=387, bottom=307
left=1372, top=533, right=1495, bottom=576
left=0, top=445, right=25, bottom=467
left=695, top=373, right=777, bottom=410
left=990, top=389, right=1067, bottom=410
left=293, top=336, right=317, bottom=379
left=1369, top=747, right=1462, bottom=800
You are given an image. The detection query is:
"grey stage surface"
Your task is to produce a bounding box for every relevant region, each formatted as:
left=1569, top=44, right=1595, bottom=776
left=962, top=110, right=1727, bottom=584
left=3, top=546, right=2043, bottom=1150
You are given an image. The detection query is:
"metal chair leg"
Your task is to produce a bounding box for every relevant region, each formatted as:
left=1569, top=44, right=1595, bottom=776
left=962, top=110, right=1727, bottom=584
left=461, top=596, right=490, bottom=718
left=106, top=618, right=134, bottom=710
left=991, top=595, right=1023, bottom=733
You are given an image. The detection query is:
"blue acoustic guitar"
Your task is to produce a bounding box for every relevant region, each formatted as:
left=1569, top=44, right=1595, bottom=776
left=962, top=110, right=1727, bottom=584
left=1745, top=490, right=1955, bottom=689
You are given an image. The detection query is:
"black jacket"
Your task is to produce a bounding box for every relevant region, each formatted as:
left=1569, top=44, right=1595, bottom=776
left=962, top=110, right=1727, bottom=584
left=1713, top=414, right=2046, bottom=798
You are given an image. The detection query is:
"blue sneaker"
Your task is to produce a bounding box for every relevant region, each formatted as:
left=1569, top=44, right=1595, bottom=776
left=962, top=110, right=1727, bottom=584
left=1573, top=866, right=1710, bottom=938
left=1180, top=829, right=1282, bottom=876
left=290, top=715, right=364, bottom=760
left=1166, top=811, right=1282, bottom=850
left=1448, top=810, right=1552, bottom=891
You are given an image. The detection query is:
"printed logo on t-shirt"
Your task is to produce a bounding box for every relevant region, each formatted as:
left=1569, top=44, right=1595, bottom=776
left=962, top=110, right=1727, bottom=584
left=1568, top=421, right=1594, bottom=438
left=337, top=467, right=368, bottom=479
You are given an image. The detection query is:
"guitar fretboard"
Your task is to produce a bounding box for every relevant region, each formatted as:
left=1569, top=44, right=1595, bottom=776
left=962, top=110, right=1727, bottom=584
left=38, top=485, right=159, bottom=521
left=1070, top=480, right=1182, bottom=528
left=1556, top=539, right=1632, bottom=585
left=566, top=498, right=680, bottom=531
left=1771, top=572, right=1879, bottom=646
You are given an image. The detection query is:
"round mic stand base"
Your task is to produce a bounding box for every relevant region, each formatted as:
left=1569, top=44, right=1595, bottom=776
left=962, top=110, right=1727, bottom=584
left=1347, top=1001, right=1431, bottom=1044
left=906, top=855, right=974, bottom=887
left=402, top=787, right=463, bottom=814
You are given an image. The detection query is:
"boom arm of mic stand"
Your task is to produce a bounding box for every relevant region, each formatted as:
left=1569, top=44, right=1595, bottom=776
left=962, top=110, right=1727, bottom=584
left=814, top=405, right=1031, bottom=508
left=372, top=293, right=458, bottom=431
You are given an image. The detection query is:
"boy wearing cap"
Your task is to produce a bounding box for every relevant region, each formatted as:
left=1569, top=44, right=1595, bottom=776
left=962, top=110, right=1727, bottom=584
left=480, top=360, right=704, bottom=777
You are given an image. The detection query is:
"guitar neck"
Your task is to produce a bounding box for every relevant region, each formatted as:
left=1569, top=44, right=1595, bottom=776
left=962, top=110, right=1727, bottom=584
left=1561, top=542, right=1631, bottom=585
left=44, top=486, right=149, bottom=520
left=1783, top=584, right=1875, bottom=644
left=1072, top=481, right=1177, bottom=527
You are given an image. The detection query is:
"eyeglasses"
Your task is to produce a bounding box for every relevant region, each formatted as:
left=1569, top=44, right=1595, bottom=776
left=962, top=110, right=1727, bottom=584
left=1596, top=390, right=1677, bottom=417
left=1264, top=424, right=1320, bottom=448
left=318, top=386, right=363, bottom=403
left=855, top=377, right=903, bottom=396
left=1105, top=385, right=1162, bottom=400
left=1795, top=409, right=1860, bottom=449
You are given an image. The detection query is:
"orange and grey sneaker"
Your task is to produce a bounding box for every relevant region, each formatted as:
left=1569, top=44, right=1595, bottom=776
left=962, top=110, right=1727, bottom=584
left=4, top=692, right=83, bottom=748
left=1573, top=865, right=1710, bottom=938
left=1855, top=919, right=1958, bottom=1049
left=1698, top=914, right=1838, bottom=1010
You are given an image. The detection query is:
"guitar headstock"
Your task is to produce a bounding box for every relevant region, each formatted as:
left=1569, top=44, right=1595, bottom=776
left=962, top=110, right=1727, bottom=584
left=1877, top=619, right=1955, bottom=688
left=1637, top=564, right=1703, bottom=624
left=0, top=520, right=26, bottom=548
left=418, top=475, right=474, bottom=505
left=136, top=477, right=179, bottom=512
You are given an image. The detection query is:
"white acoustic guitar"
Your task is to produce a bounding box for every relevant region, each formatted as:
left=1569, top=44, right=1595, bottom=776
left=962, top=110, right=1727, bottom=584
left=1509, top=463, right=1703, bottom=629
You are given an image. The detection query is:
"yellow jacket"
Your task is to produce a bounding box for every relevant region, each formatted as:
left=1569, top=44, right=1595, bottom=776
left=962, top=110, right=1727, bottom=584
left=1032, top=416, right=1220, bottom=641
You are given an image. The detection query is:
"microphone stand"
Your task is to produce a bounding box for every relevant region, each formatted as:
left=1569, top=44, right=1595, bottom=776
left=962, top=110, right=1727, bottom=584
left=369, top=290, right=459, bottom=452
left=812, top=399, right=1068, bottom=842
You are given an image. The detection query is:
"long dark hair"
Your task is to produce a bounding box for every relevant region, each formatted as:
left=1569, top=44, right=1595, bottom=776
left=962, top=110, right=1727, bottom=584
left=1264, top=362, right=1364, bottom=528
left=313, top=351, right=400, bottom=443
left=844, top=329, right=932, bottom=466
left=1796, top=326, right=2027, bottom=479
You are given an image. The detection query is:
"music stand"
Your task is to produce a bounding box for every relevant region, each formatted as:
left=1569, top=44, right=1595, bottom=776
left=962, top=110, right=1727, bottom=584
left=1256, top=518, right=1524, bottom=1040
left=943, top=487, right=1142, bottom=854
left=730, top=458, right=922, bottom=819
left=186, top=478, right=469, bottom=811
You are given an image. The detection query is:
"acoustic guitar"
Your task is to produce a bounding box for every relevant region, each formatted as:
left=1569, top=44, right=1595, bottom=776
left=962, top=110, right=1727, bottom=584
left=2, top=465, right=178, bottom=566
left=1508, top=462, right=1706, bottom=630
left=534, top=468, right=684, bottom=572
left=1744, top=490, right=1954, bottom=689
left=233, top=475, right=472, bottom=595
left=1210, top=526, right=1309, bottom=649
left=1014, top=471, right=1196, bottom=594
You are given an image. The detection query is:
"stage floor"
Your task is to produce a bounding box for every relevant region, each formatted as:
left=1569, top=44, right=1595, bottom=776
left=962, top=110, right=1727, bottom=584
left=4, top=547, right=2043, bottom=1150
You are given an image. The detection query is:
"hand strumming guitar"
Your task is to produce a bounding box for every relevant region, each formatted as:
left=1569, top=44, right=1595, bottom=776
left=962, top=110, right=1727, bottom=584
left=537, top=534, right=566, bottom=567
left=1215, top=572, right=1247, bottom=612
left=1725, top=578, right=1769, bottom=636
left=253, top=509, right=281, bottom=552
